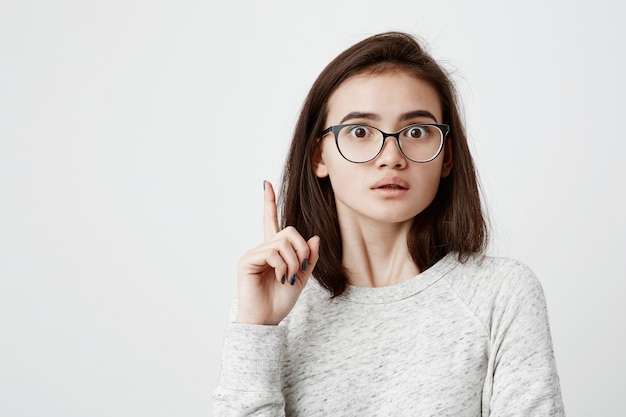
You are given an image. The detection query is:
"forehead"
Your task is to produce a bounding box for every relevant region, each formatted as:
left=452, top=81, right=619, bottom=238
left=326, top=69, right=443, bottom=124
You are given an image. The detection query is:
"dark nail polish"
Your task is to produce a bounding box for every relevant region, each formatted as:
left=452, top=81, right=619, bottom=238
left=290, top=274, right=297, bottom=285
left=281, top=275, right=286, bottom=285
left=302, top=259, right=308, bottom=271
left=263, top=180, right=266, bottom=190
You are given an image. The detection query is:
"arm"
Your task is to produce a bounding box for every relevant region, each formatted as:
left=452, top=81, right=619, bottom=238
left=487, top=263, right=565, bottom=416
left=213, top=323, right=287, bottom=417
left=213, top=182, right=320, bottom=416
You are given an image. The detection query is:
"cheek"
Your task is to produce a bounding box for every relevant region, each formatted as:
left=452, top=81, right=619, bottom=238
left=318, top=144, right=347, bottom=177
left=326, top=164, right=356, bottom=191
left=415, top=159, right=444, bottom=182
left=323, top=159, right=367, bottom=196
left=411, top=163, right=446, bottom=199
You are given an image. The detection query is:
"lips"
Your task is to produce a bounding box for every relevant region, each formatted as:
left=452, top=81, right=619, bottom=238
left=371, top=177, right=410, bottom=190
left=378, top=184, right=405, bottom=189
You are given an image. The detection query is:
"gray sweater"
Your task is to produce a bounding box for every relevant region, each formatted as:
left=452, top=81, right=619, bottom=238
left=214, top=253, right=565, bottom=416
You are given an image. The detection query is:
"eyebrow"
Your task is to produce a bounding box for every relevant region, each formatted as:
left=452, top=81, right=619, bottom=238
left=398, top=110, right=438, bottom=123
left=340, top=112, right=379, bottom=123
left=340, top=110, right=439, bottom=124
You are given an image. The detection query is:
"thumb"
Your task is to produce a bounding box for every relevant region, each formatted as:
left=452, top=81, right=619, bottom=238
left=305, top=235, right=321, bottom=272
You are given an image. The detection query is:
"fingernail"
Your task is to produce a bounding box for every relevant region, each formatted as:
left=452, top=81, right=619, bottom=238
left=302, top=259, right=308, bottom=271
left=263, top=180, right=266, bottom=190
left=281, top=275, right=286, bottom=285
left=290, top=274, right=297, bottom=285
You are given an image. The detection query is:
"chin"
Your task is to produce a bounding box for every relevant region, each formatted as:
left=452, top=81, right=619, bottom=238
left=370, top=212, right=420, bottom=225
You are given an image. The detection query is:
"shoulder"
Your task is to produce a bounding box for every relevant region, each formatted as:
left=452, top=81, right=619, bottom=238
left=442, top=253, right=548, bottom=326
left=445, top=253, right=541, bottom=293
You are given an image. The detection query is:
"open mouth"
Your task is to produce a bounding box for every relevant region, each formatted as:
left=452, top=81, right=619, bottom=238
left=377, top=184, right=406, bottom=189
left=372, top=177, right=410, bottom=191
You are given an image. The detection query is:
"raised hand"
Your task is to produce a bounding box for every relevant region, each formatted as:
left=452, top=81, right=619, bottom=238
left=236, top=181, right=320, bottom=325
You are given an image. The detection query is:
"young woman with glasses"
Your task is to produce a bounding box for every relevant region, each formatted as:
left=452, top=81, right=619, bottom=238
left=213, top=32, right=565, bottom=416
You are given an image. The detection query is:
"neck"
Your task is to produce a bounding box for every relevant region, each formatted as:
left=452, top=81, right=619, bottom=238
left=339, top=218, right=420, bottom=288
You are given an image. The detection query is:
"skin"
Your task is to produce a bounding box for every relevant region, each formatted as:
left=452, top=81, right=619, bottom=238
left=236, top=69, right=451, bottom=325
left=314, top=69, right=453, bottom=288
left=236, top=181, right=320, bottom=325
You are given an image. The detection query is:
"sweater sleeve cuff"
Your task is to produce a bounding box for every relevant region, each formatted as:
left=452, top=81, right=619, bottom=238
left=218, top=322, right=287, bottom=393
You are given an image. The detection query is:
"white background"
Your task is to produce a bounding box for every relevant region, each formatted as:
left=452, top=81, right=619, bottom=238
left=1, top=1, right=625, bottom=416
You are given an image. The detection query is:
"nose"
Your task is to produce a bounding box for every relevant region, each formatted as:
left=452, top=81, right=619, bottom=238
left=376, top=134, right=407, bottom=168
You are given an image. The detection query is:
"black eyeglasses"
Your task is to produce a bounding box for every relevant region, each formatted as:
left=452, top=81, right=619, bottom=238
left=320, top=123, right=449, bottom=163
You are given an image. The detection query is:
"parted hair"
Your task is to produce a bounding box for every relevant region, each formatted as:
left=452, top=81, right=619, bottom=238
left=279, top=31, right=488, bottom=297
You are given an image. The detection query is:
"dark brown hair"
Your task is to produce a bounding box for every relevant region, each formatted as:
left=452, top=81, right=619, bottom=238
left=279, top=31, right=487, bottom=297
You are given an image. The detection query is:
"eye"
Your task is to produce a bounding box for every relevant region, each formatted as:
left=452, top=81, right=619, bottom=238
left=405, top=125, right=428, bottom=139
left=348, top=125, right=372, bottom=138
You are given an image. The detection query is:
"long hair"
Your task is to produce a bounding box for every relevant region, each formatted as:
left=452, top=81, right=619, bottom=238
left=279, top=31, right=487, bottom=297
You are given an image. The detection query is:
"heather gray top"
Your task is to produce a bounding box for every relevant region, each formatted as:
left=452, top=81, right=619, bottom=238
left=214, top=253, right=565, bottom=416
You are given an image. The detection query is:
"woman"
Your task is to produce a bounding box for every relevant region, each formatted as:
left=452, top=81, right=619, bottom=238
left=214, top=31, right=564, bottom=416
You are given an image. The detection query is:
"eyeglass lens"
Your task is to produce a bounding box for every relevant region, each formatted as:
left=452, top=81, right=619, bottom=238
left=336, top=124, right=444, bottom=163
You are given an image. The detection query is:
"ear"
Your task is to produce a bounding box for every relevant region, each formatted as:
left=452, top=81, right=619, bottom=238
left=312, top=141, right=329, bottom=178
left=440, top=139, right=454, bottom=178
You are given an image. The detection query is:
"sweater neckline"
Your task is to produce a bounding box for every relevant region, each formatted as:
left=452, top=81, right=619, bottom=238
left=331, top=252, right=459, bottom=304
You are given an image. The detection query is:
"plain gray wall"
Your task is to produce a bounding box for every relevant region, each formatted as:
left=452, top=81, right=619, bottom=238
left=1, top=1, right=624, bottom=416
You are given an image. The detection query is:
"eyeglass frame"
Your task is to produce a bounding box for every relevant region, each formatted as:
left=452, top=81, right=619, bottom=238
left=319, top=123, right=450, bottom=164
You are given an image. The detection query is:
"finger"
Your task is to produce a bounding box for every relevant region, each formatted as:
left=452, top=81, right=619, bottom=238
left=263, top=231, right=314, bottom=286
left=292, top=235, right=321, bottom=287
left=273, top=235, right=305, bottom=285
left=304, top=235, right=321, bottom=271
left=278, top=226, right=312, bottom=272
left=240, top=228, right=313, bottom=286
left=264, top=248, right=289, bottom=284
left=263, top=181, right=280, bottom=241
left=240, top=243, right=290, bottom=285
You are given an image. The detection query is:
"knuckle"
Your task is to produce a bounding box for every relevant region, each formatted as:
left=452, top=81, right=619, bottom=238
left=290, top=260, right=300, bottom=274
left=273, top=238, right=290, bottom=253
left=274, top=263, right=286, bottom=275
left=269, top=247, right=283, bottom=261
left=281, top=226, right=302, bottom=239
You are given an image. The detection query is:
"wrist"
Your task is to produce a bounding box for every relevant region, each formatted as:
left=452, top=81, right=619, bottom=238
left=236, top=310, right=281, bottom=326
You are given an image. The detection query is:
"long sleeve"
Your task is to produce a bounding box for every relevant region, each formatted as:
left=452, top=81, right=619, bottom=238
left=213, top=323, right=287, bottom=417
left=213, top=254, right=565, bottom=416
left=483, top=262, right=565, bottom=416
